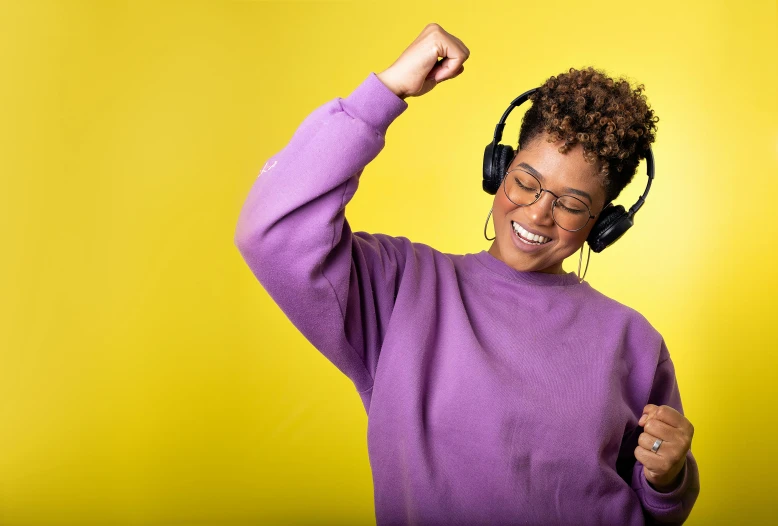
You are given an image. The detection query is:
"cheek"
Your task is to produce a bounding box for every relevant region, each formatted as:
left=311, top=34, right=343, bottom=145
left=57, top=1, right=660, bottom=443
left=557, top=224, right=591, bottom=247
left=494, top=192, right=519, bottom=234
left=558, top=232, right=581, bottom=246
left=494, top=186, right=513, bottom=214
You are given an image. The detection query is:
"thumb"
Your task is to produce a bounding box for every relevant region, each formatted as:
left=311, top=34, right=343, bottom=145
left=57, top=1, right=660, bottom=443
left=427, top=53, right=464, bottom=82
left=446, top=63, right=465, bottom=80
left=639, top=404, right=658, bottom=426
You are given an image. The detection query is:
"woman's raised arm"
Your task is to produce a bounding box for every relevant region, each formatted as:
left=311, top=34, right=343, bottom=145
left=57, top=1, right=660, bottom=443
left=234, top=24, right=470, bottom=404
left=233, top=71, right=410, bottom=399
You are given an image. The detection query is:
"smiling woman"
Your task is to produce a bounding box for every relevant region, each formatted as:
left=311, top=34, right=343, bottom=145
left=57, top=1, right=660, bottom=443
left=486, top=66, right=659, bottom=277
left=489, top=133, right=607, bottom=273
left=235, top=24, right=699, bottom=525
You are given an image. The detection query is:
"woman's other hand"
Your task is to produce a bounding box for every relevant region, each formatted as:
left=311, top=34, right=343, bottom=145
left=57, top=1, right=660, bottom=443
left=376, top=23, right=470, bottom=100
left=636, top=404, right=696, bottom=491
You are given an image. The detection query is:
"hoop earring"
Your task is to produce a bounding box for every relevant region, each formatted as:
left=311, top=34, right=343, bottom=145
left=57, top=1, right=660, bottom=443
left=577, top=243, right=592, bottom=283
left=484, top=207, right=495, bottom=241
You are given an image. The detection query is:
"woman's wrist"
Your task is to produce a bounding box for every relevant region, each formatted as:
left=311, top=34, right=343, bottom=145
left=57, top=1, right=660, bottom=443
left=376, top=71, right=407, bottom=100
left=646, top=461, right=685, bottom=493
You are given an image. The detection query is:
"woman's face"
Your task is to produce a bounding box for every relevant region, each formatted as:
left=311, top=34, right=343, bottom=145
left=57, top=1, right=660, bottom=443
left=488, top=132, right=608, bottom=275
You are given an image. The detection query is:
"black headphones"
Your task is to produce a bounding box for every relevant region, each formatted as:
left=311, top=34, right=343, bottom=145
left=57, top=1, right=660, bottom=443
left=483, top=87, right=654, bottom=253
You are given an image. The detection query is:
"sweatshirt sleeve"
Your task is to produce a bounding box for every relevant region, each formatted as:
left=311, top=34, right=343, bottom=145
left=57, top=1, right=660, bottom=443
left=624, top=339, right=701, bottom=524
left=233, top=72, right=411, bottom=401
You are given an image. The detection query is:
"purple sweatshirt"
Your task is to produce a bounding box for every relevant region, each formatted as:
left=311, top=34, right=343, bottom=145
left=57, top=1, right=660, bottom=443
left=234, top=72, right=700, bottom=525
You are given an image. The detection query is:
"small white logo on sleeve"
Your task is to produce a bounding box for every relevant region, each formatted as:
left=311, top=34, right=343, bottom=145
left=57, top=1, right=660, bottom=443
left=259, top=160, right=277, bottom=177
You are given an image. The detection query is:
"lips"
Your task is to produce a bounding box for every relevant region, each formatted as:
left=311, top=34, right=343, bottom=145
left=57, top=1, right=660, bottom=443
left=513, top=221, right=551, bottom=238
left=509, top=222, right=551, bottom=253
left=511, top=221, right=552, bottom=244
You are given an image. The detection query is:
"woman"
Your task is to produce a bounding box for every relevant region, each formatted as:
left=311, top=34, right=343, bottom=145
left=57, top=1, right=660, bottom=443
left=235, top=23, right=700, bottom=526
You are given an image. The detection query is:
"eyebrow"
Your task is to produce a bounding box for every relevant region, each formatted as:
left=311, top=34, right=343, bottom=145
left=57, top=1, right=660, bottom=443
left=516, top=162, right=593, bottom=204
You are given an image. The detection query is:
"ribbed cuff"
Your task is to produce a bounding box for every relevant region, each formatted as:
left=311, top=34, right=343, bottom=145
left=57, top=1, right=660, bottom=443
left=339, top=72, right=409, bottom=136
left=637, top=451, right=693, bottom=508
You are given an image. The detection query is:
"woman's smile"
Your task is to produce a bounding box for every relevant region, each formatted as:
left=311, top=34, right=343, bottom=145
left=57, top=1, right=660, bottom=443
left=510, top=220, right=553, bottom=252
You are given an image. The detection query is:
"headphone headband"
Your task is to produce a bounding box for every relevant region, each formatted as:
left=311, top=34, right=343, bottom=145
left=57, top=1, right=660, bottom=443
left=488, top=87, right=539, bottom=147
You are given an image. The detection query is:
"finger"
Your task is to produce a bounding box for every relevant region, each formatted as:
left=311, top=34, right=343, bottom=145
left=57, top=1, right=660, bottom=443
left=448, top=33, right=471, bottom=57
left=640, top=404, right=684, bottom=429
left=634, top=444, right=664, bottom=472
left=653, top=405, right=683, bottom=427
left=637, top=431, right=676, bottom=459
left=432, top=24, right=469, bottom=60
left=643, top=417, right=677, bottom=442
left=431, top=37, right=468, bottom=81
left=637, top=405, right=656, bottom=426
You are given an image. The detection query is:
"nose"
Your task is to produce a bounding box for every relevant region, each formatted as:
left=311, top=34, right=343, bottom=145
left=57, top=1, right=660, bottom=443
left=527, top=190, right=556, bottom=226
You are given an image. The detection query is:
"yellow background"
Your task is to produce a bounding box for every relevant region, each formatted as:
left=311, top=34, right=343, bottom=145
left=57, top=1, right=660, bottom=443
left=2, top=0, right=776, bottom=524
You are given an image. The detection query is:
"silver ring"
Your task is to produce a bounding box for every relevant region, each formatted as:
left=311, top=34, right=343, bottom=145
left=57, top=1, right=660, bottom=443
left=651, top=439, right=663, bottom=453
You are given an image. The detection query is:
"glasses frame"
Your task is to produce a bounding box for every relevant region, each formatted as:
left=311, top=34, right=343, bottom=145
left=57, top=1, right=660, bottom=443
left=502, top=168, right=597, bottom=232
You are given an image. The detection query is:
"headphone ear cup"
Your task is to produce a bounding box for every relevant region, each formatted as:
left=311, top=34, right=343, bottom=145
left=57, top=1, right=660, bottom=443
left=482, top=143, right=514, bottom=194
left=587, top=204, right=632, bottom=253
left=495, top=144, right=514, bottom=187
left=482, top=143, right=497, bottom=194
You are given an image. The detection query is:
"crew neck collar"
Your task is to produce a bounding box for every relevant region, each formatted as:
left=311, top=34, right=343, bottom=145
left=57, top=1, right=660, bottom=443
left=473, top=250, right=584, bottom=287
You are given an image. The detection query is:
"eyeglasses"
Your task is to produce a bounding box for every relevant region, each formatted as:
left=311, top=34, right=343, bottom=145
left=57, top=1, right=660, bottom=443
left=502, top=168, right=597, bottom=232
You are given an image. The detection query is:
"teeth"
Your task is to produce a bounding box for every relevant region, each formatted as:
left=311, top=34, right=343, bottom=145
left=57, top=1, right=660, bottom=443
left=512, top=221, right=550, bottom=244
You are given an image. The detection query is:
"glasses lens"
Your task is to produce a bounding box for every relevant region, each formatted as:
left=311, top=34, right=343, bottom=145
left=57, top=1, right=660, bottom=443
left=504, top=169, right=541, bottom=206
left=553, top=195, right=591, bottom=231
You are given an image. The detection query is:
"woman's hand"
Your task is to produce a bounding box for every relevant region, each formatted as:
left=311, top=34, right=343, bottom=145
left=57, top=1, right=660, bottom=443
left=636, top=404, right=695, bottom=492
left=376, top=23, right=470, bottom=100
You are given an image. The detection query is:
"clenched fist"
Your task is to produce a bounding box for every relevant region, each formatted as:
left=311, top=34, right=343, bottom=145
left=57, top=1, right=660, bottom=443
left=376, top=23, right=470, bottom=100
left=636, top=404, right=695, bottom=492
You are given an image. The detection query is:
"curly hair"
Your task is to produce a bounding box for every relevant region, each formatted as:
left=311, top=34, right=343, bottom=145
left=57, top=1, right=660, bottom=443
left=517, top=66, right=659, bottom=207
